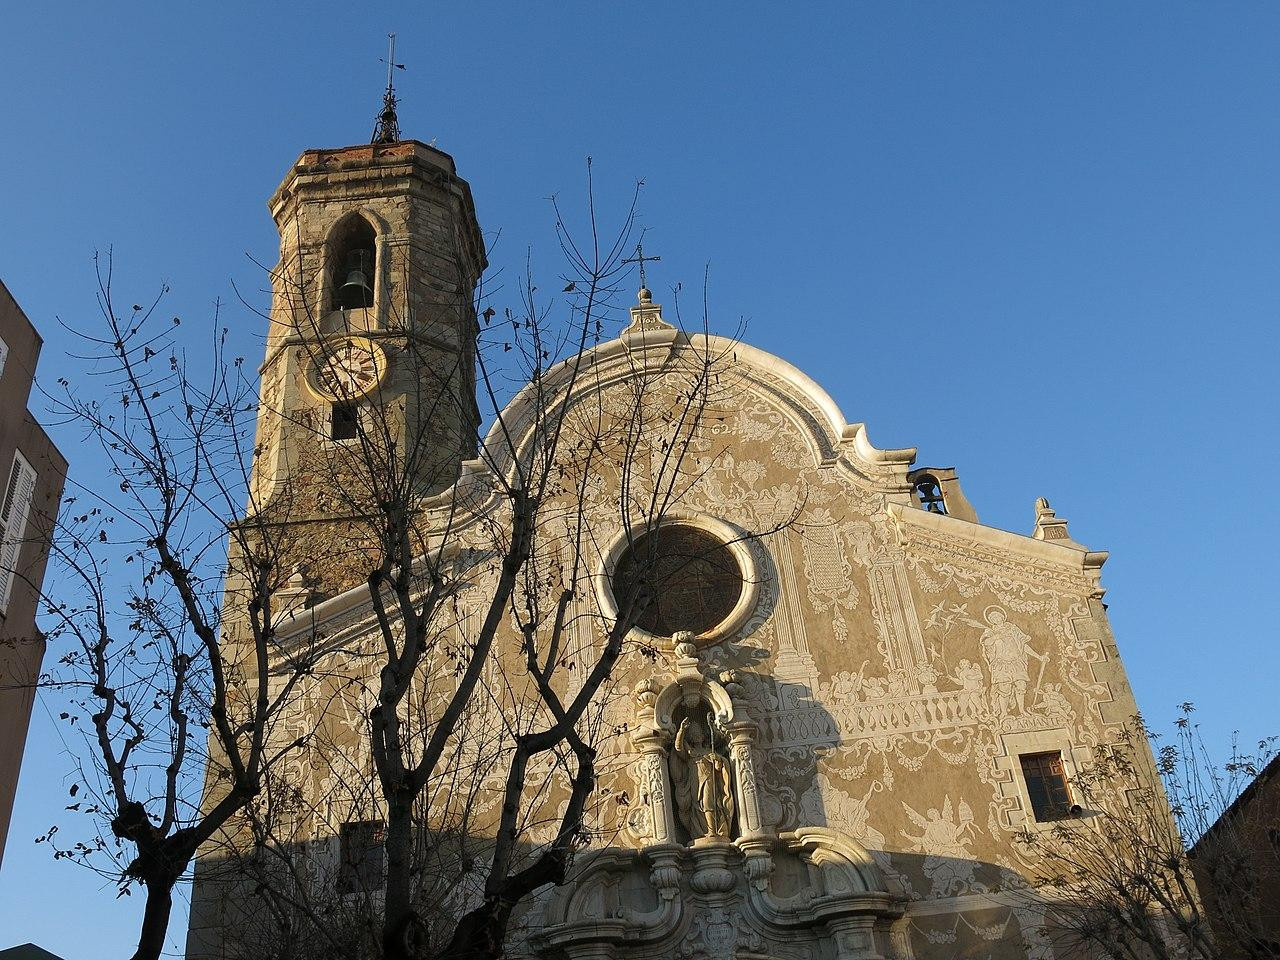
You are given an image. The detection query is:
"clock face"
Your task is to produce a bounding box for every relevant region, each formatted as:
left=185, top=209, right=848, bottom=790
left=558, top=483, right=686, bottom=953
left=307, top=337, right=388, bottom=402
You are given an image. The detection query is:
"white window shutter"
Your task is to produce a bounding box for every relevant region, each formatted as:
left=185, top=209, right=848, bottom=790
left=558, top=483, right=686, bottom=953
left=0, top=335, right=9, bottom=380
left=0, top=452, right=38, bottom=614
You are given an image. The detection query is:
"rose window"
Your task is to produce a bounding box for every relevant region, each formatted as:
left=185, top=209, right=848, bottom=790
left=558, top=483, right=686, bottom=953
left=611, top=524, right=744, bottom=637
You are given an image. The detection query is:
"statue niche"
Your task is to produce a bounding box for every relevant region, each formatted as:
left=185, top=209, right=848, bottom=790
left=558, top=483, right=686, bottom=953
left=670, top=706, right=736, bottom=842
left=535, top=635, right=910, bottom=959
left=626, top=632, right=766, bottom=856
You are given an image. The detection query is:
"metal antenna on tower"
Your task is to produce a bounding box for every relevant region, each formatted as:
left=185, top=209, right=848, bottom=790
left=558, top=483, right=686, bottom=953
left=372, top=33, right=405, bottom=144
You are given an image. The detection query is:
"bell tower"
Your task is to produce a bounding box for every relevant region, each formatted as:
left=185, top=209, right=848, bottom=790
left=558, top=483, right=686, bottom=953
left=249, top=136, right=486, bottom=596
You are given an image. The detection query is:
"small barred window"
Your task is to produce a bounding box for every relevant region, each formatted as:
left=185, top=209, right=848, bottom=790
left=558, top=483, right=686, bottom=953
left=338, top=820, right=385, bottom=893
left=331, top=402, right=360, bottom=441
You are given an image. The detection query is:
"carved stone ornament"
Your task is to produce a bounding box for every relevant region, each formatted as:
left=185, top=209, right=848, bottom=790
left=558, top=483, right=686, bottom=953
left=534, top=640, right=907, bottom=959
left=671, top=713, right=735, bottom=841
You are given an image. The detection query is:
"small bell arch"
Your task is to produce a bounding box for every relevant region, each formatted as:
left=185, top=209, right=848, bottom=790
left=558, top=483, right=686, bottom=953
left=328, top=213, right=377, bottom=311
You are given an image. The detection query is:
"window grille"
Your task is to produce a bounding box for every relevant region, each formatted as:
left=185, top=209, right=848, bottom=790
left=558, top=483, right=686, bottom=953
left=612, top=525, right=743, bottom=637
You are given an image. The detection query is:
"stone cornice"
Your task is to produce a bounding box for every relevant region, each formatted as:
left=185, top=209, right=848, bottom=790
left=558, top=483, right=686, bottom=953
left=479, top=331, right=916, bottom=492
left=887, top=501, right=1108, bottom=594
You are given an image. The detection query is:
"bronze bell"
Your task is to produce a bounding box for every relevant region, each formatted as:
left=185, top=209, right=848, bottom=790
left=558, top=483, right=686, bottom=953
left=337, top=249, right=374, bottom=309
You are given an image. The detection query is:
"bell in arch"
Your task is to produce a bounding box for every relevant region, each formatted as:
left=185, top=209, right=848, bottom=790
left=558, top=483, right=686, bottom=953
left=337, top=249, right=375, bottom=310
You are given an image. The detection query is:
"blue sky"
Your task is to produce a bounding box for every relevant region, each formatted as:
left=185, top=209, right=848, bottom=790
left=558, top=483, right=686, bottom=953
left=2, top=2, right=1278, bottom=956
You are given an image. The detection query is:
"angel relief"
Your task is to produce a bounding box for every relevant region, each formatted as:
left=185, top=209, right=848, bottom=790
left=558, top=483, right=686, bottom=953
left=901, top=795, right=980, bottom=898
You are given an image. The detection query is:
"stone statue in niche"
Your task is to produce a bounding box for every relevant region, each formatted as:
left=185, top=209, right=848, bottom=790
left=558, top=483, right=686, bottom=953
left=671, top=710, right=735, bottom=840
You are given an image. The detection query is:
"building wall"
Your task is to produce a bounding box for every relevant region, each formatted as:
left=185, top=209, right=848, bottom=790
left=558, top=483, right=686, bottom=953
left=0, top=281, right=68, bottom=869
left=1191, top=754, right=1280, bottom=957
left=507, top=337, right=1157, bottom=958
left=187, top=320, right=1169, bottom=959
left=186, top=145, right=1174, bottom=959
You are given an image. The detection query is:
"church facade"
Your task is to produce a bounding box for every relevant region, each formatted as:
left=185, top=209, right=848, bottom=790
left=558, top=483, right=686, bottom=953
left=186, top=133, right=1170, bottom=960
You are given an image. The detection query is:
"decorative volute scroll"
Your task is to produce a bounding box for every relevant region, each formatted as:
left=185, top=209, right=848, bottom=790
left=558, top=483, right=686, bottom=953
left=744, top=828, right=905, bottom=944
left=535, top=636, right=908, bottom=960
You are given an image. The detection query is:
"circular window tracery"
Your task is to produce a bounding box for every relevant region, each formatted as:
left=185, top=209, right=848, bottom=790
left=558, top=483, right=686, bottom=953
left=611, top=524, right=744, bottom=638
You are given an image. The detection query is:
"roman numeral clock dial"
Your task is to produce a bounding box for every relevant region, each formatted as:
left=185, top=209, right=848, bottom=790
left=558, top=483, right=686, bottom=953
left=304, top=336, right=389, bottom=403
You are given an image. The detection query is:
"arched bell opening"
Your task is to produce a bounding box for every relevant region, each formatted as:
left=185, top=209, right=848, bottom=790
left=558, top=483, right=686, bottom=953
left=328, top=214, right=377, bottom=312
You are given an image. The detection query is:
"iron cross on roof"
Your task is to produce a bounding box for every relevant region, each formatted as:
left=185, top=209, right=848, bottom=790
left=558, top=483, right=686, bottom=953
left=623, top=240, right=661, bottom=291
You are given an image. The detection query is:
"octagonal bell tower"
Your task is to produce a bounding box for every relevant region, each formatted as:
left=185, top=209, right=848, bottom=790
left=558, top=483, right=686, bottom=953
left=248, top=139, right=486, bottom=595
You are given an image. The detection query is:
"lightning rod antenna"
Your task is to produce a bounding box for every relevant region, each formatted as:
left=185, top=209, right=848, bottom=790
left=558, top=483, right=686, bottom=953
left=372, top=33, right=403, bottom=144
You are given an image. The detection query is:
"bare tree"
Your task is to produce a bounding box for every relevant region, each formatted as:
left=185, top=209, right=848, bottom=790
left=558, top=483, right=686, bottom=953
left=1015, top=708, right=1278, bottom=960
left=38, top=253, right=324, bottom=960
left=210, top=172, right=764, bottom=960
left=1176, top=709, right=1279, bottom=960
left=40, top=170, right=764, bottom=960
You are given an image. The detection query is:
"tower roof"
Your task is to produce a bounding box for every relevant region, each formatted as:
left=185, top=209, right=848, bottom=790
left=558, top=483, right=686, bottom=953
left=265, top=137, right=486, bottom=285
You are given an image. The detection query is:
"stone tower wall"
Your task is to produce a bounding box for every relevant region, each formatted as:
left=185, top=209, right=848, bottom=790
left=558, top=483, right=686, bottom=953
left=249, top=141, right=486, bottom=599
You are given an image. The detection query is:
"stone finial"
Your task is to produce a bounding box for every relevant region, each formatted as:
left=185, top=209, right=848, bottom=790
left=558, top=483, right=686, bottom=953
left=718, top=669, right=745, bottom=700
left=275, top=563, right=317, bottom=616
left=620, top=241, right=674, bottom=344
left=634, top=676, right=661, bottom=708
left=1033, top=497, right=1076, bottom=544
left=671, top=631, right=708, bottom=709
left=621, top=290, right=675, bottom=340
left=672, top=631, right=698, bottom=660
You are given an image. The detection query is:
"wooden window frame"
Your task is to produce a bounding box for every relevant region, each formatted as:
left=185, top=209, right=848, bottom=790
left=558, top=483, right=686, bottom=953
left=1000, top=730, right=1088, bottom=833
left=1020, top=750, right=1074, bottom=823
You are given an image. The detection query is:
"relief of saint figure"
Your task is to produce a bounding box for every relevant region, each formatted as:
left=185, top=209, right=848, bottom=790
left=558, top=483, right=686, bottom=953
left=966, top=605, right=1048, bottom=716
left=671, top=713, right=735, bottom=841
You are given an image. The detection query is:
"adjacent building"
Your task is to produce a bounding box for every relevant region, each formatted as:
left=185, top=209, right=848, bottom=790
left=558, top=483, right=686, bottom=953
left=0, top=281, right=67, bottom=870
left=1191, top=752, right=1280, bottom=958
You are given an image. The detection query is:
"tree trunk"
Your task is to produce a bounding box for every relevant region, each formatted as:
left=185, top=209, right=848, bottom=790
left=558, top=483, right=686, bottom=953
left=438, top=897, right=512, bottom=960
left=130, top=878, right=174, bottom=960
left=382, top=793, right=418, bottom=960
